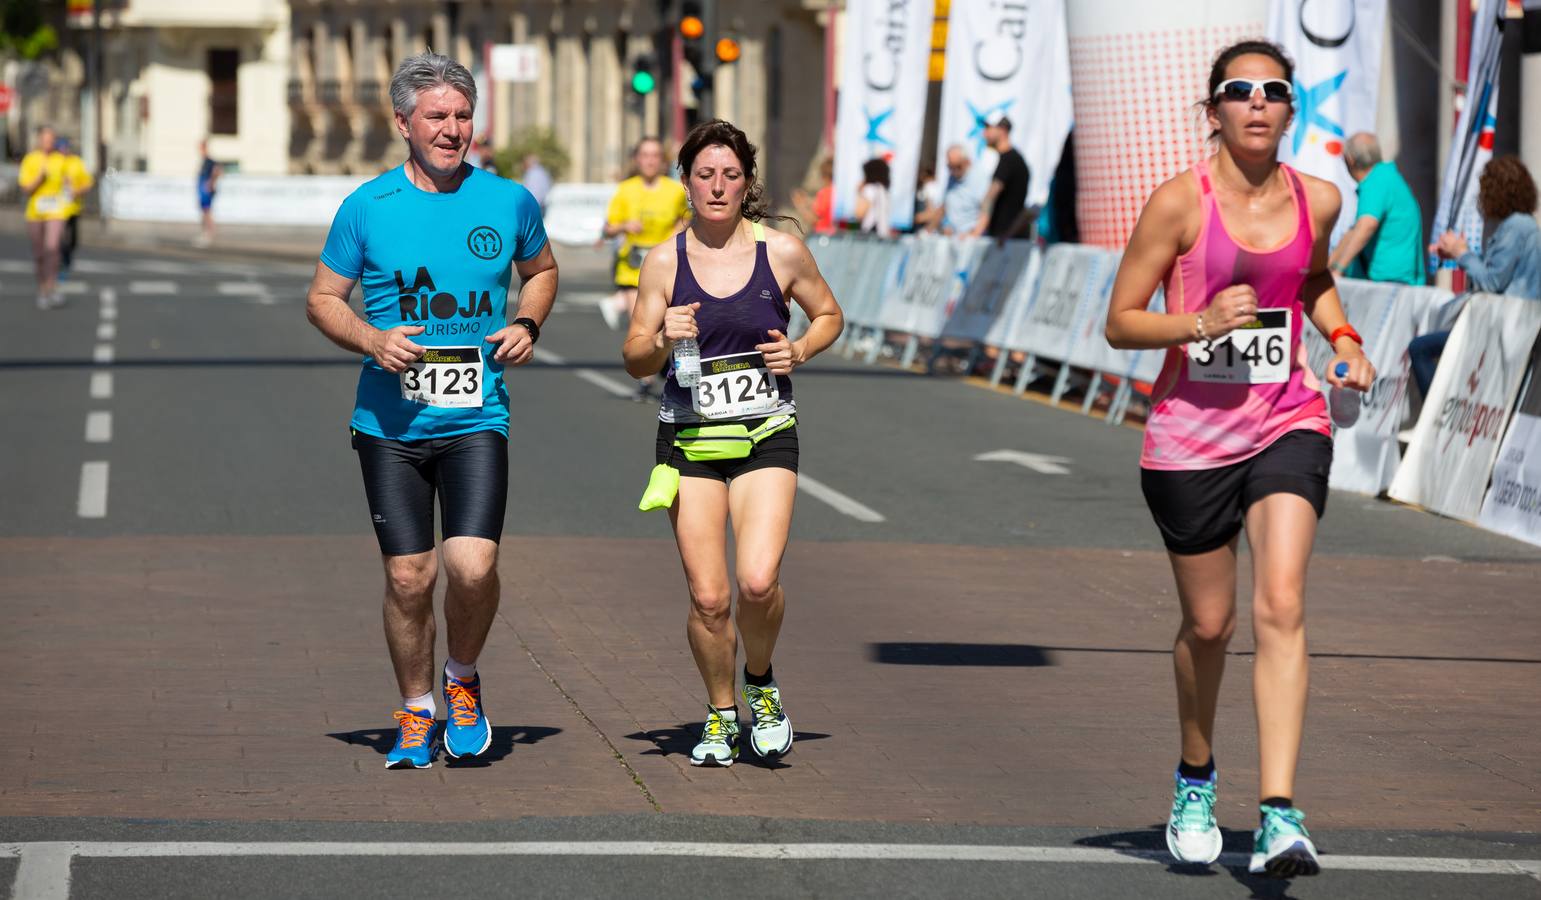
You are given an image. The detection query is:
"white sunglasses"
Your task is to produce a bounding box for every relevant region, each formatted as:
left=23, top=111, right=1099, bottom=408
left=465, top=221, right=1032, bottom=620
left=1214, top=78, right=1294, bottom=103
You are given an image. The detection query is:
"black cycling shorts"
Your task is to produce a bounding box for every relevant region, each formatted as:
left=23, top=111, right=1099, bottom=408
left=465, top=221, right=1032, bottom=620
left=1140, top=429, right=1332, bottom=556
left=655, top=417, right=799, bottom=482
left=351, top=429, right=508, bottom=556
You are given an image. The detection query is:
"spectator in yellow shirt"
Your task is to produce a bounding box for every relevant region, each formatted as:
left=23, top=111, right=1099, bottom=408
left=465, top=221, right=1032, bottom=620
left=56, top=136, right=94, bottom=280
left=600, top=137, right=689, bottom=398
left=18, top=125, right=70, bottom=309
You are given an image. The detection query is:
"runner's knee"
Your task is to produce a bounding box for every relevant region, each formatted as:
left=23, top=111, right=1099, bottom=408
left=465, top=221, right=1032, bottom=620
left=1252, top=584, right=1305, bottom=634
left=1184, top=609, right=1236, bottom=645
left=735, top=571, right=780, bottom=606
left=384, top=555, right=436, bottom=601
left=688, top=585, right=733, bottom=624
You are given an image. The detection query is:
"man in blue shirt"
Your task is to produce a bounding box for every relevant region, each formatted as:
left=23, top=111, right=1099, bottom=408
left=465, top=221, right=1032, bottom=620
left=1328, top=133, right=1425, bottom=285
left=306, top=51, right=558, bottom=769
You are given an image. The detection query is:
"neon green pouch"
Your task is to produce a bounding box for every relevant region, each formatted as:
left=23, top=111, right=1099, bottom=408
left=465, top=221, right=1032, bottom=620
left=638, top=464, right=680, bottom=511
left=673, top=424, right=753, bottom=461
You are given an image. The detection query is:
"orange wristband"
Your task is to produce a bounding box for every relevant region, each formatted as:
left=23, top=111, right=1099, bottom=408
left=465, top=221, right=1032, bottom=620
left=1329, top=325, right=1363, bottom=346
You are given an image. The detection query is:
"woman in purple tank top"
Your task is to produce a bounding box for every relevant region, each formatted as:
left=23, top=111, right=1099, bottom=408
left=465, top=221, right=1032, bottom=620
left=1105, top=41, right=1375, bottom=877
left=622, top=120, right=844, bottom=767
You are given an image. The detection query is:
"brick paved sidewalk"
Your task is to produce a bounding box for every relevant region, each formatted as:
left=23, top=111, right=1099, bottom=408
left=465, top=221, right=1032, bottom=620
left=3, top=536, right=1537, bottom=830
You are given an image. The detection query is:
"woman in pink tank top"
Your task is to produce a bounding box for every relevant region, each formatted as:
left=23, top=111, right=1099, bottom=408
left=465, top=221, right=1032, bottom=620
left=1105, top=40, right=1375, bottom=877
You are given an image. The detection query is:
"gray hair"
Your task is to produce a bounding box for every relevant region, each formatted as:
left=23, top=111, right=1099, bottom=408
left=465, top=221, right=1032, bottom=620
left=389, top=51, right=477, bottom=117
left=1343, top=132, right=1382, bottom=171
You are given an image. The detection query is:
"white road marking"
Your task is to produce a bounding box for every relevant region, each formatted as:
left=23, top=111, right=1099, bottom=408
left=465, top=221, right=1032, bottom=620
left=100, top=304, right=118, bottom=321
left=85, top=411, right=112, bottom=443
left=129, top=280, right=178, bottom=295
left=974, top=449, right=1073, bottom=476
left=57, top=281, right=90, bottom=295
left=0, top=260, right=34, bottom=274
left=797, top=475, right=886, bottom=523
left=70, top=260, right=127, bottom=274
left=2, top=842, right=1536, bottom=882
left=130, top=260, right=198, bottom=275
left=216, top=282, right=270, bottom=296
left=89, top=372, right=113, bottom=400
left=535, top=347, right=636, bottom=399
left=76, top=463, right=109, bottom=518
left=92, top=344, right=114, bottom=364
left=96, top=322, right=116, bottom=341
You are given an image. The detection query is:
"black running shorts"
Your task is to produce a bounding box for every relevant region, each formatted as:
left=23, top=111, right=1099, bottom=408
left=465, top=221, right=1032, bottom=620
left=1140, top=429, right=1332, bottom=556
left=351, top=429, right=508, bottom=556
left=655, top=417, right=800, bottom=482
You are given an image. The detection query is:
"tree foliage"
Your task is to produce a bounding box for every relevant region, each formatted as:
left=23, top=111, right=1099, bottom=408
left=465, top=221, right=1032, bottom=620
left=493, top=127, right=571, bottom=181
left=0, top=0, right=58, bottom=60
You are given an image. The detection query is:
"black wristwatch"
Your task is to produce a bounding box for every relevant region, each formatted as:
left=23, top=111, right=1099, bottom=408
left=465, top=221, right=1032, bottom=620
left=512, top=316, right=540, bottom=344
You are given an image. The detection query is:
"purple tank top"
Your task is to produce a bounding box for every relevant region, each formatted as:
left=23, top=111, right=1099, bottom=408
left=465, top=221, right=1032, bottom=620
left=660, top=222, right=794, bottom=422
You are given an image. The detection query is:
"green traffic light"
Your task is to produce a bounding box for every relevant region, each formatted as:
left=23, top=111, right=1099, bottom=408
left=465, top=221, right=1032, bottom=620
left=631, top=70, right=656, bottom=94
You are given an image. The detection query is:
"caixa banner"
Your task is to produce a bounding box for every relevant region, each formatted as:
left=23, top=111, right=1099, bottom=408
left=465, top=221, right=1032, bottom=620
left=1391, top=294, right=1541, bottom=522
left=1478, top=337, right=1541, bottom=546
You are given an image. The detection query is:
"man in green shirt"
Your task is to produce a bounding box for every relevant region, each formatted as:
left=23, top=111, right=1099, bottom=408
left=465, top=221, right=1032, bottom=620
left=1328, top=133, right=1426, bottom=285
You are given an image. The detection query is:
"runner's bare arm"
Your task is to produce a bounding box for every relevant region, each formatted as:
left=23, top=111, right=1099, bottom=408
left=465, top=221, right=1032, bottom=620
left=486, top=243, right=559, bottom=367
left=305, top=260, right=425, bottom=374
left=761, top=231, right=843, bottom=374
left=622, top=242, right=685, bottom=378
left=1298, top=178, right=1374, bottom=390
left=1105, top=176, right=1215, bottom=350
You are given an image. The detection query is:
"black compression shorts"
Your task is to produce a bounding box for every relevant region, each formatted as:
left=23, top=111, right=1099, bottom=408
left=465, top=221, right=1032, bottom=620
left=1140, top=429, right=1332, bottom=555
left=351, top=429, right=508, bottom=556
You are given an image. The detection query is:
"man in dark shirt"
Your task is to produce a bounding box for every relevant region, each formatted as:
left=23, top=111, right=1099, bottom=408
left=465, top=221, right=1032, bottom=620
left=971, top=112, right=1032, bottom=241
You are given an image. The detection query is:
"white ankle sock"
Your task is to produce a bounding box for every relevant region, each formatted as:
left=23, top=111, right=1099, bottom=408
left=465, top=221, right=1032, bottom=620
left=713, top=706, right=737, bottom=722
left=444, top=657, right=477, bottom=682
left=403, top=691, right=435, bottom=716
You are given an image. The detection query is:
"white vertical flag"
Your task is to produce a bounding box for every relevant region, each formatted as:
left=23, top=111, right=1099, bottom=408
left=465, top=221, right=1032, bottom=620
left=935, top=0, right=1073, bottom=209
left=833, top=0, right=936, bottom=231
left=1431, top=0, right=1504, bottom=269
left=1267, top=0, right=1387, bottom=244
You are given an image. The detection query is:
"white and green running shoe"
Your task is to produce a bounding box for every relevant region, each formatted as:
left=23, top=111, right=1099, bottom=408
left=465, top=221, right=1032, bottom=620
left=1166, top=770, right=1222, bottom=864
left=742, top=681, right=793, bottom=758
left=689, top=706, right=740, bottom=767
left=1249, top=805, right=1321, bottom=878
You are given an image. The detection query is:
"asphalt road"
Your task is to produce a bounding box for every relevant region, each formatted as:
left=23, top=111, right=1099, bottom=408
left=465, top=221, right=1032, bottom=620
left=2, top=233, right=1538, bottom=899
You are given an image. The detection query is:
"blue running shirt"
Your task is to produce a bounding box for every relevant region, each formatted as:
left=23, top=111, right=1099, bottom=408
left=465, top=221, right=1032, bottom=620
left=320, top=165, right=548, bottom=440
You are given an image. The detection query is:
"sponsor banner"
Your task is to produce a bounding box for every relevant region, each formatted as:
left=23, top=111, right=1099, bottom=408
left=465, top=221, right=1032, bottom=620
left=1064, top=1, right=1267, bottom=248
left=999, top=243, right=1112, bottom=361
left=1064, top=249, right=1128, bottom=373
left=1389, top=293, right=1541, bottom=521
left=1478, top=337, right=1541, bottom=545
left=1431, top=0, right=1504, bottom=271
left=1303, top=280, right=1447, bottom=494
left=935, top=0, right=1073, bottom=209
left=943, top=240, right=1036, bottom=343
left=877, top=233, right=956, bottom=334
left=982, top=247, right=1044, bottom=350
left=1267, top=0, right=1387, bottom=245
left=102, top=172, right=369, bottom=225
left=833, top=0, right=935, bottom=231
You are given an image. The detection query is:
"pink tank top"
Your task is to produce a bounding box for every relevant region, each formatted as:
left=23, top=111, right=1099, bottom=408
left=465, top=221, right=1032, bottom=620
left=1141, top=159, right=1330, bottom=471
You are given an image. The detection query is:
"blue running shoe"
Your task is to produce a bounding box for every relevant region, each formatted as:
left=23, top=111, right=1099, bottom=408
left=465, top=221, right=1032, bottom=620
left=1249, top=805, right=1321, bottom=878
left=1166, top=770, right=1222, bottom=864
left=385, top=707, right=436, bottom=769
left=443, top=671, right=492, bottom=759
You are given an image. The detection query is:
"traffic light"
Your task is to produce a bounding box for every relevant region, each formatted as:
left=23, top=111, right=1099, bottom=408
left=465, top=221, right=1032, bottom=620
left=630, top=55, right=657, bottom=96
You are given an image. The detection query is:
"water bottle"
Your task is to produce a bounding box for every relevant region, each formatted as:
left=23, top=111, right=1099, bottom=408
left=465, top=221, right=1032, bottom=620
left=1329, top=361, right=1360, bottom=428
left=674, top=337, right=701, bottom=388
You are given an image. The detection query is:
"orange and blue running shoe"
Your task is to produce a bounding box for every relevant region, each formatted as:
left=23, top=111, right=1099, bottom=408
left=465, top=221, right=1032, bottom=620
left=385, top=707, right=436, bottom=769
left=443, top=671, right=492, bottom=759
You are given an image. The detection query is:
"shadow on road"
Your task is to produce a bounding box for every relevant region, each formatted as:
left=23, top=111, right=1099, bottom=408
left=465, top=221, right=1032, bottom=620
left=623, top=725, right=831, bottom=768
left=326, top=725, right=562, bottom=766
left=868, top=642, right=1056, bottom=667
left=1075, top=828, right=1306, bottom=899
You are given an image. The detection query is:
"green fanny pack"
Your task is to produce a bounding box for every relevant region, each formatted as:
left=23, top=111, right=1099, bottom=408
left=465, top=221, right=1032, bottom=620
left=639, top=415, right=796, bottom=511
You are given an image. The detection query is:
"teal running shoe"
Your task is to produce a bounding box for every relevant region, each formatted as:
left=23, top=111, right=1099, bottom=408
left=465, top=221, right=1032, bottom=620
left=689, top=707, right=740, bottom=767
left=442, top=671, right=492, bottom=759
left=1249, top=805, right=1321, bottom=877
left=1166, top=770, right=1222, bottom=864
left=742, top=682, right=793, bottom=758
left=385, top=707, right=436, bottom=769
